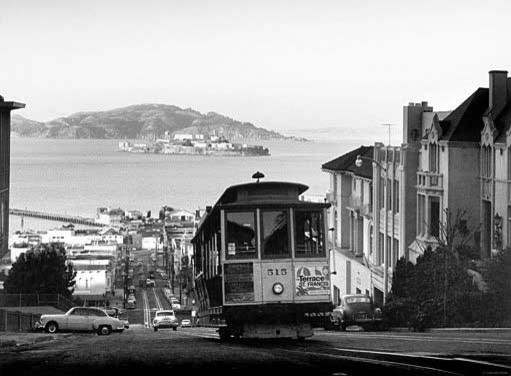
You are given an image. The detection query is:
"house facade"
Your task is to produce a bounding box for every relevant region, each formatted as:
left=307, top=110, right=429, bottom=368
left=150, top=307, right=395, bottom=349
left=322, top=146, right=374, bottom=305
left=323, top=101, right=444, bottom=305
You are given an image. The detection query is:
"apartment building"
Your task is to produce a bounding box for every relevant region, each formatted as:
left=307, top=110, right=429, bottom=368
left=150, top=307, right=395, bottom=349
left=322, top=146, right=374, bottom=305
left=323, top=101, right=445, bottom=305
left=0, top=96, right=25, bottom=258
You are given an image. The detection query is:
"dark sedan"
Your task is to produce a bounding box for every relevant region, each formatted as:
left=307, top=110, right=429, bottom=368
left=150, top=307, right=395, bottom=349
left=331, top=294, right=383, bottom=331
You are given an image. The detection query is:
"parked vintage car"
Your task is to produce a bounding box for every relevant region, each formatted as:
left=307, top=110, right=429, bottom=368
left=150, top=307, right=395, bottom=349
left=146, top=278, right=155, bottom=287
left=180, top=319, right=192, bottom=328
left=152, top=310, right=178, bottom=331
left=34, top=307, right=129, bottom=335
left=330, top=294, right=383, bottom=331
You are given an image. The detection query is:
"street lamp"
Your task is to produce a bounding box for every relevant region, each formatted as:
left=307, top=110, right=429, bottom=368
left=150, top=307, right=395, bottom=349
left=355, top=155, right=387, bottom=172
left=355, top=154, right=389, bottom=305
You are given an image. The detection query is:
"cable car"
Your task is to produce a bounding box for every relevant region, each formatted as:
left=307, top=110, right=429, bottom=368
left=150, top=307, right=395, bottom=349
left=192, top=178, right=332, bottom=340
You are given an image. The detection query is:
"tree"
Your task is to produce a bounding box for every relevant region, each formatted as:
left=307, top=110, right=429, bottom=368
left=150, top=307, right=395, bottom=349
left=479, top=247, right=511, bottom=324
left=385, top=209, right=481, bottom=327
left=4, top=243, right=76, bottom=299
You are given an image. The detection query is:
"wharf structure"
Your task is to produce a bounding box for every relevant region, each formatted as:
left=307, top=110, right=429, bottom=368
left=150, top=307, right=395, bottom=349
left=0, top=96, right=25, bottom=259
left=323, top=69, right=511, bottom=306
left=9, top=208, right=104, bottom=227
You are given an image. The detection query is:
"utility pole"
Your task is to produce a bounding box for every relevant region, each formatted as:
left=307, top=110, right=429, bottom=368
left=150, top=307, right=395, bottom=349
left=382, top=123, right=396, bottom=146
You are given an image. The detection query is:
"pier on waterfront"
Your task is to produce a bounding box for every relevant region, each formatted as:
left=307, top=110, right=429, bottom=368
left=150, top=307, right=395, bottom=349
left=9, top=208, right=104, bottom=227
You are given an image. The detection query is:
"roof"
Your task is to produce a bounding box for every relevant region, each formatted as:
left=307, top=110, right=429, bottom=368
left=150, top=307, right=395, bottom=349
left=436, top=88, right=488, bottom=142
left=321, top=146, right=374, bottom=179
left=494, top=101, right=511, bottom=143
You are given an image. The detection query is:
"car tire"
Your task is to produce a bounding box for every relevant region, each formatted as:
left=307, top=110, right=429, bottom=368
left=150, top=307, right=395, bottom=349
left=340, top=323, right=347, bottom=331
left=218, top=327, right=231, bottom=341
left=98, top=325, right=111, bottom=335
left=45, top=322, right=59, bottom=334
left=154, top=327, right=158, bottom=331
left=173, top=327, right=177, bottom=331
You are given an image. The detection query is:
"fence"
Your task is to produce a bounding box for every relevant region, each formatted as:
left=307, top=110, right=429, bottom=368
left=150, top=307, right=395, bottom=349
left=0, top=293, right=76, bottom=312
left=0, top=309, right=40, bottom=332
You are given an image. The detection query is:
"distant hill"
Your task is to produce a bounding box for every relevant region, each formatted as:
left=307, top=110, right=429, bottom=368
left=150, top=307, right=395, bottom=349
left=11, top=104, right=297, bottom=141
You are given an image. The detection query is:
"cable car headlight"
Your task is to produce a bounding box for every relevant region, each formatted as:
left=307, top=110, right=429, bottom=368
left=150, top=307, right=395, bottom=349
left=272, top=282, right=284, bottom=295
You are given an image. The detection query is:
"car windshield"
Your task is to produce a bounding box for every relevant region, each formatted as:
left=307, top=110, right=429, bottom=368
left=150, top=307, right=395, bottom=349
left=156, top=311, right=174, bottom=317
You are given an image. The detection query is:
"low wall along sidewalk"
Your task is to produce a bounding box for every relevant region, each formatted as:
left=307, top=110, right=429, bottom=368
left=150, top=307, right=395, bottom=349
left=0, top=309, right=40, bottom=332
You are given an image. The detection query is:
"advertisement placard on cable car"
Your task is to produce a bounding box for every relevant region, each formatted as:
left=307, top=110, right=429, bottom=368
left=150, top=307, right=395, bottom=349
left=224, top=262, right=254, bottom=303
left=295, top=264, right=330, bottom=297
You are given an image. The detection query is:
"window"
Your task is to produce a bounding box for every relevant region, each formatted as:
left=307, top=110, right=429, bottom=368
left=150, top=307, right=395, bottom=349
left=225, top=211, right=257, bottom=258
left=261, top=210, right=289, bottom=258
left=393, top=180, right=400, bottom=212
left=295, top=209, right=325, bottom=257
left=429, top=143, right=438, bottom=172
left=379, top=177, right=385, bottom=209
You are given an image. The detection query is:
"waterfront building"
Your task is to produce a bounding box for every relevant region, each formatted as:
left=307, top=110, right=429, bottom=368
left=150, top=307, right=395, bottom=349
left=0, top=96, right=25, bottom=259
left=479, top=70, right=511, bottom=257
left=96, top=207, right=125, bottom=228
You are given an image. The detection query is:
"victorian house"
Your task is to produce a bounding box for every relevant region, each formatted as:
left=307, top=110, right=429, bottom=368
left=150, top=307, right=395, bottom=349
left=413, top=73, right=500, bottom=258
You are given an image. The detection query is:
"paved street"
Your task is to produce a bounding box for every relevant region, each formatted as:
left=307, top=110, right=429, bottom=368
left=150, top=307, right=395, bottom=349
left=1, top=326, right=510, bottom=376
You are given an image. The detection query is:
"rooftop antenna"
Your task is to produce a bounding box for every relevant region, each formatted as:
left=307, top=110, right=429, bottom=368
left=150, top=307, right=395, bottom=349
left=382, top=123, right=396, bottom=146
left=252, top=171, right=264, bottom=183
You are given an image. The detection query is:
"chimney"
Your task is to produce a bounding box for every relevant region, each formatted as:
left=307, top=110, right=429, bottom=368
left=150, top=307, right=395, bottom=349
left=489, top=70, right=508, bottom=115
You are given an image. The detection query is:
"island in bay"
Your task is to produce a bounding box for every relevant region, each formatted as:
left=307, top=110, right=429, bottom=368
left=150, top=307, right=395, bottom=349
left=119, top=133, right=270, bottom=156
left=11, top=104, right=307, bottom=154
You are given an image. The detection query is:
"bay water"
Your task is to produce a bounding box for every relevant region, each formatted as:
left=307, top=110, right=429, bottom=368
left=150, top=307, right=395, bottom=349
left=8, top=137, right=364, bottom=233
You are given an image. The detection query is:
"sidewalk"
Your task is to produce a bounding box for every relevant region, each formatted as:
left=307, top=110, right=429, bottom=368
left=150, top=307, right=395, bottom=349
left=0, top=331, right=72, bottom=349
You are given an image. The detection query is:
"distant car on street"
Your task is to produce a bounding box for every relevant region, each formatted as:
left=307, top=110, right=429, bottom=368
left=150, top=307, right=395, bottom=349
left=153, top=310, right=178, bottom=331
left=34, top=307, right=129, bottom=335
left=331, top=294, right=383, bottom=331
left=146, top=278, right=155, bottom=287
left=180, top=319, right=191, bottom=328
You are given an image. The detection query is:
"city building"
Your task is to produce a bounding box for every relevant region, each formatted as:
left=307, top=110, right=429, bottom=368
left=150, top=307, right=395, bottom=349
left=0, top=96, right=25, bottom=258
left=323, top=101, right=447, bottom=304
left=322, top=146, right=374, bottom=305
left=96, top=207, right=125, bottom=227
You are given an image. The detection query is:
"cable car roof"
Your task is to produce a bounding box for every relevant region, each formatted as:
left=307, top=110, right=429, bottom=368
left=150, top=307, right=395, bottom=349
left=192, top=181, right=329, bottom=242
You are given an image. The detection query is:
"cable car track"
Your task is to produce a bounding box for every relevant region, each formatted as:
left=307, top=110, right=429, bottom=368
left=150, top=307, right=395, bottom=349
left=178, top=328, right=511, bottom=375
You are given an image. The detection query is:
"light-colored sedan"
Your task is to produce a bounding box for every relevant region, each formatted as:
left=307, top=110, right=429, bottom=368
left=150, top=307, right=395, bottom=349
left=153, top=310, right=178, bottom=331
left=180, top=319, right=191, bottom=328
left=34, top=307, right=129, bottom=335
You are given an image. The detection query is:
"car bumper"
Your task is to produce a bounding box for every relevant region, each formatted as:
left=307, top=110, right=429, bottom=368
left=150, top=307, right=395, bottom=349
left=154, top=323, right=178, bottom=329
left=33, top=321, right=45, bottom=332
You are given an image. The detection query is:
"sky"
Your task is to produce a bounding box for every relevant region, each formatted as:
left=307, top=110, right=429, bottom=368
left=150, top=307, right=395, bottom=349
left=2, top=0, right=511, bottom=143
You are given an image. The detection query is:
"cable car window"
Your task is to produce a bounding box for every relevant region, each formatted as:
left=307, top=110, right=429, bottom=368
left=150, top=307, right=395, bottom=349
left=261, top=210, right=290, bottom=258
left=295, top=210, right=325, bottom=257
left=225, top=211, right=257, bottom=258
